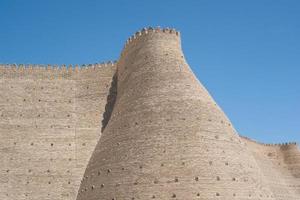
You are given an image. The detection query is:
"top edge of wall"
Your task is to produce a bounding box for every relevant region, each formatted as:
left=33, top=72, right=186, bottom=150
left=240, top=135, right=298, bottom=147
left=121, top=26, right=180, bottom=52
left=0, top=61, right=117, bottom=72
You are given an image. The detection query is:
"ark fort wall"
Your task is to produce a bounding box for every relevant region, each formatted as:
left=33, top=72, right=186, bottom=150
left=0, top=64, right=116, bottom=200
left=0, top=27, right=299, bottom=200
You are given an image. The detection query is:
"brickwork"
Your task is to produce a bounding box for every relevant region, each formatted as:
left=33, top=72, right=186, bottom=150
left=242, top=137, right=300, bottom=199
left=0, top=64, right=116, bottom=200
left=76, top=28, right=297, bottom=200
left=0, top=27, right=299, bottom=200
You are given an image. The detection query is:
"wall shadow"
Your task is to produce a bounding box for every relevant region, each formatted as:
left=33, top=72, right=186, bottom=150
left=101, top=72, right=117, bottom=132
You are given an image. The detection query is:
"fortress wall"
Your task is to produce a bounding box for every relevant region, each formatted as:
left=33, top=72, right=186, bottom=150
left=77, top=28, right=276, bottom=200
left=0, top=64, right=116, bottom=200
left=1, top=29, right=299, bottom=200
left=242, top=137, right=300, bottom=199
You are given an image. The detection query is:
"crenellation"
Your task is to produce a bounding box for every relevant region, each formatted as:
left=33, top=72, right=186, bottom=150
left=122, top=27, right=180, bottom=55
left=0, top=61, right=116, bottom=79
left=241, top=135, right=298, bottom=147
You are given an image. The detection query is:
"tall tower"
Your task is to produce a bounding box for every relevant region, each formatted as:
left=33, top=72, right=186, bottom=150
left=76, top=28, right=275, bottom=200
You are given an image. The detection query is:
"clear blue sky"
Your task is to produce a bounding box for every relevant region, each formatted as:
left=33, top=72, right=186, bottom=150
left=0, top=0, right=299, bottom=144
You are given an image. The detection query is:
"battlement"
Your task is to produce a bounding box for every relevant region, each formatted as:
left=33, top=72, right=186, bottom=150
left=120, top=26, right=180, bottom=57
left=124, top=26, right=180, bottom=47
left=0, top=61, right=116, bottom=72
left=0, top=61, right=117, bottom=79
left=240, top=135, right=298, bottom=147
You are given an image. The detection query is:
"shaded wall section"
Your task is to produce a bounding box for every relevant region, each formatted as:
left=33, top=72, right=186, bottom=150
left=0, top=64, right=116, bottom=200
left=242, top=137, right=300, bottom=200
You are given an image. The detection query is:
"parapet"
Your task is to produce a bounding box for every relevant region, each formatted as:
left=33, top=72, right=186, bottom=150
left=120, top=26, right=181, bottom=57
left=240, top=135, right=298, bottom=147
left=0, top=61, right=117, bottom=79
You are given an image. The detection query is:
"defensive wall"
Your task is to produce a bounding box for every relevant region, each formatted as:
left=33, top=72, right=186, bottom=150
left=0, top=27, right=299, bottom=200
left=242, top=137, right=300, bottom=199
left=0, top=63, right=116, bottom=200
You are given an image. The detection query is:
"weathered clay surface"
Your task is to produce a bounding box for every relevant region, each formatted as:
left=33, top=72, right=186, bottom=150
left=0, top=28, right=299, bottom=200
left=0, top=64, right=116, bottom=200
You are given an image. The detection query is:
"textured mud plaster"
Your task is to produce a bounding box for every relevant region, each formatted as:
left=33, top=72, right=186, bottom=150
left=0, top=27, right=299, bottom=200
